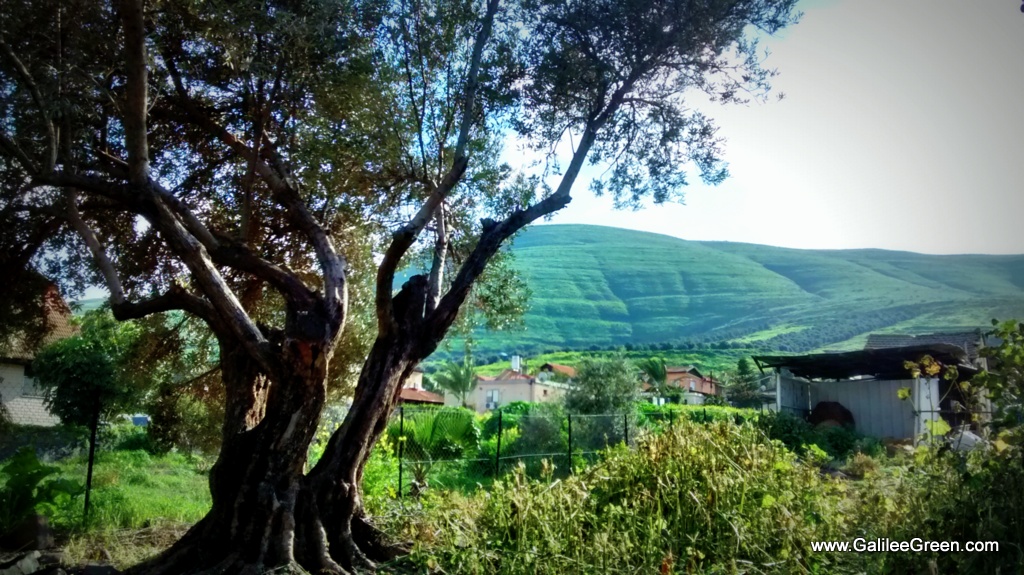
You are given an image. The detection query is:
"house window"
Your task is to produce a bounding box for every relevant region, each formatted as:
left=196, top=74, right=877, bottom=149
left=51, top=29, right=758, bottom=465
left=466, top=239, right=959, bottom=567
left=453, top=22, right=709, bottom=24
left=22, top=376, right=44, bottom=398
left=689, top=381, right=695, bottom=391
left=486, top=389, right=501, bottom=407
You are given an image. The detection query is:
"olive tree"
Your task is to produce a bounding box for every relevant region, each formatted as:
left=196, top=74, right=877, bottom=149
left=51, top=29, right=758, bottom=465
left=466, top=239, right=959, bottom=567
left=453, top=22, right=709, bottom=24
left=0, top=0, right=797, bottom=572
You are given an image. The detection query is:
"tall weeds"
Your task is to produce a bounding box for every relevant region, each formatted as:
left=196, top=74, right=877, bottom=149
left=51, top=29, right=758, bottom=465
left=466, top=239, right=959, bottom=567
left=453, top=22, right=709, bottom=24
left=401, top=420, right=849, bottom=574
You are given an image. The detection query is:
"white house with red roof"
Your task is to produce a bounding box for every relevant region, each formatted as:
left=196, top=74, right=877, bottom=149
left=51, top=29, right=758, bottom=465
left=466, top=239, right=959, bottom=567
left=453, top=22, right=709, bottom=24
left=1, top=285, right=78, bottom=426
left=444, top=356, right=571, bottom=413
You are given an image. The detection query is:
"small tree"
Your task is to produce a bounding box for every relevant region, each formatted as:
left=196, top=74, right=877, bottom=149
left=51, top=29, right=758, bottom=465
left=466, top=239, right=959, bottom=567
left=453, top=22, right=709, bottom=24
left=434, top=360, right=479, bottom=408
left=32, top=310, right=153, bottom=521
left=726, top=358, right=764, bottom=408
left=565, top=355, right=639, bottom=415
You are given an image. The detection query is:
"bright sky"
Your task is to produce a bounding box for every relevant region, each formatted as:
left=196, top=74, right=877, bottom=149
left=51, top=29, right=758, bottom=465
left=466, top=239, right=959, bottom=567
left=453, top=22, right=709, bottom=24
left=523, top=0, right=1024, bottom=255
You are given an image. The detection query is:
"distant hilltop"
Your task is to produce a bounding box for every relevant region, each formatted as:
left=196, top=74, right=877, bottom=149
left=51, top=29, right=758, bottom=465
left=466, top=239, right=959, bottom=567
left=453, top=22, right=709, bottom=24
left=456, top=224, right=1024, bottom=357
left=74, top=224, right=1024, bottom=359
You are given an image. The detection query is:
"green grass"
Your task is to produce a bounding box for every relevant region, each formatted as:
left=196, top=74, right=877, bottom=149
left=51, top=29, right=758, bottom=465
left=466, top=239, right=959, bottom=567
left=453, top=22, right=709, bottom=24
left=441, top=225, right=1024, bottom=358
left=54, top=449, right=211, bottom=530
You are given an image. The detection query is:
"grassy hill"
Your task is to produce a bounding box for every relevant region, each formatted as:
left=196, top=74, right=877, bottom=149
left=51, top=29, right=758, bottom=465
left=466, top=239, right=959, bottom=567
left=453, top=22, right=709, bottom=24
left=452, top=224, right=1024, bottom=361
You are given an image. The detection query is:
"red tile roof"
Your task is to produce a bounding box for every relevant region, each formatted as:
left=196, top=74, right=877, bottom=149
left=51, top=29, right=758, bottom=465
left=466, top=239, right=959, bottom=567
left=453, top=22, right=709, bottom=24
left=3, top=285, right=79, bottom=361
left=666, top=365, right=703, bottom=377
left=398, top=388, right=444, bottom=404
left=540, top=363, right=576, bottom=378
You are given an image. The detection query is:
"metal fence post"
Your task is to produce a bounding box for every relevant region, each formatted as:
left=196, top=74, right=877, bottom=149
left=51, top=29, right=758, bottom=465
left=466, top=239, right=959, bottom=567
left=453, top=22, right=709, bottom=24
left=397, top=405, right=404, bottom=499
left=567, top=413, right=573, bottom=474
left=495, top=409, right=503, bottom=476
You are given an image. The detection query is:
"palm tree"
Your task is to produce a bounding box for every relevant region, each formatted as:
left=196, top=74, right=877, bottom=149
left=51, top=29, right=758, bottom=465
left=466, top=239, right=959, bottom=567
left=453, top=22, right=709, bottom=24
left=636, top=356, right=668, bottom=399
left=434, top=360, right=478, bottom=408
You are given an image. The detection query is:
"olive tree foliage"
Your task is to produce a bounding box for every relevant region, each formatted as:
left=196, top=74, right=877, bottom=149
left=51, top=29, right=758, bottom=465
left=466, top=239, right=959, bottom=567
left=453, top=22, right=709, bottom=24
left=972, top=320, right=1024, bottom=447
left=0, top=0, right=798, bottom=572
left=565, top=355, right=640, bottom=415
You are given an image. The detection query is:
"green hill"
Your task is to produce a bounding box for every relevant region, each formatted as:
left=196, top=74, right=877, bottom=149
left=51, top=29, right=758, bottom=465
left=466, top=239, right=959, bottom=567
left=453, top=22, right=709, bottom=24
left=456, top=224, right=1024, bottom=359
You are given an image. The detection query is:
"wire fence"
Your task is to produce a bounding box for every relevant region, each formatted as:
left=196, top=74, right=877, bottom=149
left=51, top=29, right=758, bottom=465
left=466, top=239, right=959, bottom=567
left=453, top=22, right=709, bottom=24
left=386, top=405, right=755, bottom=497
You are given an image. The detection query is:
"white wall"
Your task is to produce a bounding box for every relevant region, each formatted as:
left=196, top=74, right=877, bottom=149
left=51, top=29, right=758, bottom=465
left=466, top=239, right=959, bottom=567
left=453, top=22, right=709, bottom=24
left=0, top=362, right=60, bottom=427
left=913, top=377, right=941, bottom=439
left=776, top=371, right=922, bottom=440
left=777, top=371, right=811, bottom=413
left=809, top=379, right=916, bottom=440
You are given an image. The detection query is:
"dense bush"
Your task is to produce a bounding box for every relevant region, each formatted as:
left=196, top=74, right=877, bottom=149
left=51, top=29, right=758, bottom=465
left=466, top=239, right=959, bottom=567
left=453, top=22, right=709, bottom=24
left=400, top=420, right=849, bottom=574
left=636, top=402, right=755, bottom=427
left=754, top=411, right=871, bottom=461
left=846, top=446, right=1024, bottom=574
left=147, top=386, right=222, bottom=455
left=99, top=421, right=156, bottom=453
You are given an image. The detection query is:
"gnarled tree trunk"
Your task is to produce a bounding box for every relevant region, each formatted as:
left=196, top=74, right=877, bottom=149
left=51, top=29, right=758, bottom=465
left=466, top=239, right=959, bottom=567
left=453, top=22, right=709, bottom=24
left=129, top=289, right=430, bottom=575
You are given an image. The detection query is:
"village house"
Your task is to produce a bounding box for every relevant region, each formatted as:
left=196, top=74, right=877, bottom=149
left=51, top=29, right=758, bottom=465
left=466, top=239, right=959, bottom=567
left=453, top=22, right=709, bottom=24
left=445, top=356, right=570, bottom=413
left=640, top=365, right=722, bottom=405
left=0, top=285, right=77, bottom=427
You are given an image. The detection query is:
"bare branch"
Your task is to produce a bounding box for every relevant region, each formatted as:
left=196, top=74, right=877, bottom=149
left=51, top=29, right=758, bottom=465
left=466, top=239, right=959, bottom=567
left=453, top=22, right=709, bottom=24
left=376, top=0, right=501, bottom=336
left=0, top=131, right=39, bottom=174
left=425, top=203, right=448, bottom=314
left=424, top=79, right=639, bottom=345
left=109, top=284, right=218, bottom=327
left=64, top=189, right=127, bottom=305
left=428, top=191, right=571, bottom=346
left=118, top=0, right=150, bottom=183
left=144, top=192, right=278, bottom=374
left=0, top=36, right=57, bottom=172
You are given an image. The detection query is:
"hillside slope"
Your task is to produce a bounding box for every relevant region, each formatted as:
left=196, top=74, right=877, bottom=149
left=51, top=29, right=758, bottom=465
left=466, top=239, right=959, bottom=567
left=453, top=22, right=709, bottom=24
left=464, top=224, right=1024, bottom=356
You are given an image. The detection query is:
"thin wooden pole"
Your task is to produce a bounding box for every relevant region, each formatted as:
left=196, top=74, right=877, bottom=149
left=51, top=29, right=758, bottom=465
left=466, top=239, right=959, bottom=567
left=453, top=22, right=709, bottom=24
left=84, top=397, right=100, bottom=524
left=494, top=409, right=503, bottom=476
left=397, top=406, right=404, bottom=499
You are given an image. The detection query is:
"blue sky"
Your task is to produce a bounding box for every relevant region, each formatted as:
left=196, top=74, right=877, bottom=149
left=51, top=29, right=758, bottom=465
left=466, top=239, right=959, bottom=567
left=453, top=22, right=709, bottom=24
left=522, top=0, right=1024, bottom=255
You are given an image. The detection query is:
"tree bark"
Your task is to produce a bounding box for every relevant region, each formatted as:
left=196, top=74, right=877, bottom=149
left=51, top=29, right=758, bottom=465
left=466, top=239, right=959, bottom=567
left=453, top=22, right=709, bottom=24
left=128, top=335, right=349, bottom=575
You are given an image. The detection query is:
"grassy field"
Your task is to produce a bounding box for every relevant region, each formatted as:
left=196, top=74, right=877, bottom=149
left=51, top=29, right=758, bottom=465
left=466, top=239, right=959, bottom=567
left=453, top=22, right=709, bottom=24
left=443, top=225, right=1024, bottom=359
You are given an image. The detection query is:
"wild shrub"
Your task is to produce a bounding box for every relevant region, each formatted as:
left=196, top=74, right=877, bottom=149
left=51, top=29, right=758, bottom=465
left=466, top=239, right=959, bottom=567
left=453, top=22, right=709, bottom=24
left=0, top=447, right=82, bottom=534
left=755, top=411, right=865, bottom=461
left=848, top=446, right=1024, bottom=574
left=99, top=421, right=156, bottom=453
left=842, top=452, right=880, bottom=479
left=406, top=420, right=849, bottom=574
left=147, top=386, right=221, bottom=455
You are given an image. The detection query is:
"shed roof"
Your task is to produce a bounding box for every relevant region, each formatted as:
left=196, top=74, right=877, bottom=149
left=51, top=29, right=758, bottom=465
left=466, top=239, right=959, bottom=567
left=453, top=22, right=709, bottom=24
left=864, top=331, right=982, bottom=360
left=753, top=344, right=977, bottom=381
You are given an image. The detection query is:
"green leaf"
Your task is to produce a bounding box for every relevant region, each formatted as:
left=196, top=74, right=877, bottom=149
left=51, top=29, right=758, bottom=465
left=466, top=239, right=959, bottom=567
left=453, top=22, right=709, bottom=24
left=924, top=418, right=951, bottom=437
